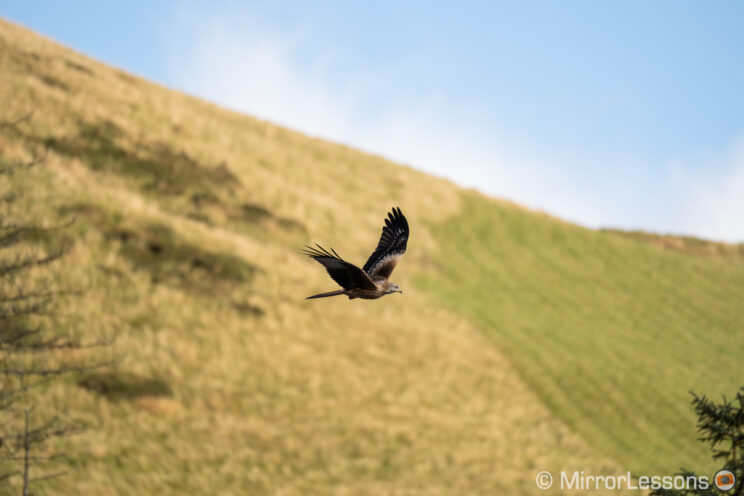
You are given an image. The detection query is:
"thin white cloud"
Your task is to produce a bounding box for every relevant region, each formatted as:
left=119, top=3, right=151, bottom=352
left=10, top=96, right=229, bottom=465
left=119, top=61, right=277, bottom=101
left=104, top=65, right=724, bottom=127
left=164, top=5, right=744, bottom=243
left=166, top=14, right=356, bottom=139
left=670, top=140, right=744, bottom=242
left=164, top=8, right=506, bottom=190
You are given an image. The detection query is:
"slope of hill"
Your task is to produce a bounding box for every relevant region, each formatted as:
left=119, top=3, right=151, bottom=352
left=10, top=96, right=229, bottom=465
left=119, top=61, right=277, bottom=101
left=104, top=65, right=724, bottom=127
left=1, top=18, right=742, bottom=495
left=418, top=195, right=744, bottom=474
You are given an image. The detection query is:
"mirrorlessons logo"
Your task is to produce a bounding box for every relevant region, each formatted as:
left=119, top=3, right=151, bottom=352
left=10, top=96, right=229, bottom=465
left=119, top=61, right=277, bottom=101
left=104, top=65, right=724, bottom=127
left=535, top=470, right=736, bottom=491
left=715, top=470, right=735, bottom=491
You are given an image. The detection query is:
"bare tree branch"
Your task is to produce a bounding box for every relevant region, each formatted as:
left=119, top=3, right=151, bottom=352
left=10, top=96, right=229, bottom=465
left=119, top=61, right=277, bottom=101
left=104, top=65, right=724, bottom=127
left=0, top=112, right=112, bottom=493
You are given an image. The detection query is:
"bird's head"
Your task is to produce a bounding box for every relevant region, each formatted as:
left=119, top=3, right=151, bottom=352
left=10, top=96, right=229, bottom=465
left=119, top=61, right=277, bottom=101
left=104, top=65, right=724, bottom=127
left=387, top=283, right=403, bottom=294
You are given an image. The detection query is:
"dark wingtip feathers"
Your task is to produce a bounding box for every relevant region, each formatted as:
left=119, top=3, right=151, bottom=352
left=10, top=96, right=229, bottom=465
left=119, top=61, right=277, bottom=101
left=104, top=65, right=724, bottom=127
left=388, top=206, right=408, bottom=232
left=301, top=244, right=342, bottom=261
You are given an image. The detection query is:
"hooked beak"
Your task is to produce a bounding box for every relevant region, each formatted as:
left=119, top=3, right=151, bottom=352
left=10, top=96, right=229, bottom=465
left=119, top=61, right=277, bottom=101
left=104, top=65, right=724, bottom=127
left=398, top=289, right=403, bottom=294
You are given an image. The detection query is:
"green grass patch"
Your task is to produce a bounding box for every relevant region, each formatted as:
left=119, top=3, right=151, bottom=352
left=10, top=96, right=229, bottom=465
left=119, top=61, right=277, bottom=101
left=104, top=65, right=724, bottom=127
left=416, top=193, right=744, bottom=474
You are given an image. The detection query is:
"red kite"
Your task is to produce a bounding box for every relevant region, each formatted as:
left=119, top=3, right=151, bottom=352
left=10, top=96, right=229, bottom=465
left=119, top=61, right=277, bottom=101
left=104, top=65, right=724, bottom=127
left=303, top=207, right=409, bottom=300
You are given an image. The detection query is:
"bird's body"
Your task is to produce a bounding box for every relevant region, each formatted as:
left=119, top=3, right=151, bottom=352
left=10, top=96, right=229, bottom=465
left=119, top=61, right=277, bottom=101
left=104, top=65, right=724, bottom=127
left=303, top=207, right=409, bottom=300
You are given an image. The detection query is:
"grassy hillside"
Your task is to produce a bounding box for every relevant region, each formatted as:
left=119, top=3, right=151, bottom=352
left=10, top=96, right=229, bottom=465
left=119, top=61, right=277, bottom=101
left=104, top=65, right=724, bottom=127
left=418, top=195, right=744, bottom=474
left=1, top=18, right=742, bottom=495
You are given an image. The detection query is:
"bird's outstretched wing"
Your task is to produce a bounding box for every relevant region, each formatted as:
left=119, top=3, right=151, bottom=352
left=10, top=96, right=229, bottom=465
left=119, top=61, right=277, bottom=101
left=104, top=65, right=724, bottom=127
left=302, top=244, right=377, bottom=290
left=363, top=207, right=409, bottom=280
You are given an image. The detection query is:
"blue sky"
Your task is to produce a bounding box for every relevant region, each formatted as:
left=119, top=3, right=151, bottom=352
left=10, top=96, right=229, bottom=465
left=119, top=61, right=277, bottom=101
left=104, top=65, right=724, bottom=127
left=3, top=1, right=744, bottom=241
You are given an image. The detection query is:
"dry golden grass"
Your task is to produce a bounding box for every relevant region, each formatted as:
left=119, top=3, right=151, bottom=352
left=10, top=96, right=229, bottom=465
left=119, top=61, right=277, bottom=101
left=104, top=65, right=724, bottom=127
left=0, top=19, right=636, bottom=495
left=5, top=17, right=743, bottom=495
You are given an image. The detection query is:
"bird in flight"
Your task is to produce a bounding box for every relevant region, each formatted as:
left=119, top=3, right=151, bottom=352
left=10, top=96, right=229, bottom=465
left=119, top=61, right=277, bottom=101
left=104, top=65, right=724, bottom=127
left=303, top=207, right=409, bottom=300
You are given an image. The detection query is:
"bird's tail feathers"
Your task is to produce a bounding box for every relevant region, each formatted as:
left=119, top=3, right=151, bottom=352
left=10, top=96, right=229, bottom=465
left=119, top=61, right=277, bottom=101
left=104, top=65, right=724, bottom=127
left=306, top=289, right=346, bottom=299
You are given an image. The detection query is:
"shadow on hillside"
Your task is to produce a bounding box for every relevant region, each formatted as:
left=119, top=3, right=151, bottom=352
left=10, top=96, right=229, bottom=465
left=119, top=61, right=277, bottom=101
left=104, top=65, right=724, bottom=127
left=44, top=120, right=240, bottom=196
left=55, top=203, right=262, bottom=304
left=0, top=39, right=74, bottom=93
left=42, top=120, right=306, bottom=235
left=108, top=222, right=258, bottom=294
left=78, top=371, right=173, bottom=401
